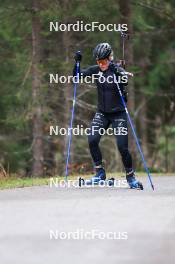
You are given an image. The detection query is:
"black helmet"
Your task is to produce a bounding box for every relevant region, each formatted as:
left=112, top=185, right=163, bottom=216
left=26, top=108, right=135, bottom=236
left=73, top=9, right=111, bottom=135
left=93, top=43, right=112, bottom=60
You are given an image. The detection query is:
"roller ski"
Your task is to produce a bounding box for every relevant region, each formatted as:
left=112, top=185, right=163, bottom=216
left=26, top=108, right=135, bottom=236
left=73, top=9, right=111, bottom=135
left=79, top=167, right=115, bottom=187
left=126, top=170, right=143, bottom=190
left=79, top=168, right=106, bottom=187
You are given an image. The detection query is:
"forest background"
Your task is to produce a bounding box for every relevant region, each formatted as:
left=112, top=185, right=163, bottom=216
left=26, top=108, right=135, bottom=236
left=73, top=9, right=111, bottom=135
left=0, top=0, right=175, bottom=178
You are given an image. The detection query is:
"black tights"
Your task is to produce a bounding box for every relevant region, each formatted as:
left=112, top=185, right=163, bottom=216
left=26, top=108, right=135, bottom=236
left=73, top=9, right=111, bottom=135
left=88, top=111, right=133, bottom=172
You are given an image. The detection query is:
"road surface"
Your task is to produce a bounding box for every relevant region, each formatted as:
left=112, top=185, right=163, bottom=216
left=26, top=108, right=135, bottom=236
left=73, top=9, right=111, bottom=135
left=0, top=176, right=175, bottom=264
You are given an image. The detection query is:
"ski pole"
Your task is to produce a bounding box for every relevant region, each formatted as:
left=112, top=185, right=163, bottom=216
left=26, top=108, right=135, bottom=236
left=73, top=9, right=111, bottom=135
left=114, top=78, right=154, bottom=190
left=65, top=61, right=79, bottom=182
left=119, top=30, right=154, bottom=189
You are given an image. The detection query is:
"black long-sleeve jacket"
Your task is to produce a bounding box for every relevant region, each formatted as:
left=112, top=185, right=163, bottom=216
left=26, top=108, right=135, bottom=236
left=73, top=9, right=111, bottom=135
left=73, top=63, right=128, bottom=113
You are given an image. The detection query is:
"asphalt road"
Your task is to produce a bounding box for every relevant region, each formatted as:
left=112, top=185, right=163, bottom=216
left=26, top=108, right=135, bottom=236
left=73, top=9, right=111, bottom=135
left=0, top=176, right=175, bottom=264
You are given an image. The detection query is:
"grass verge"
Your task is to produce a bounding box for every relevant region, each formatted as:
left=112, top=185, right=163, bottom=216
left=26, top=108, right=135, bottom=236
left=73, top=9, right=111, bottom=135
left=0, top=177, right=50, bottom=190
left=0, top=173, right=174, bottom=190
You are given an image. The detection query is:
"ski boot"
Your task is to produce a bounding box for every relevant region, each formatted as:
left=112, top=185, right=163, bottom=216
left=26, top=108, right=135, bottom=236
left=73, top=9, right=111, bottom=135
left=79, top=166, right=106, bottom=187
left=126, top=170, right=143, bottom=190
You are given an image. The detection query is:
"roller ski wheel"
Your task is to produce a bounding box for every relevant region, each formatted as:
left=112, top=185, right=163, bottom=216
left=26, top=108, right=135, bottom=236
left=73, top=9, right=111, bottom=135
left=107, top=177, right=115, bottom=186
left=79, top=177, right=85, bottom=187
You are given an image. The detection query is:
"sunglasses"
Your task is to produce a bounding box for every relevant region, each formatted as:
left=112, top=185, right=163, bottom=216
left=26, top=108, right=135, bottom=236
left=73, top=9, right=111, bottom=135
left=96, top=59, right=109, bottom=66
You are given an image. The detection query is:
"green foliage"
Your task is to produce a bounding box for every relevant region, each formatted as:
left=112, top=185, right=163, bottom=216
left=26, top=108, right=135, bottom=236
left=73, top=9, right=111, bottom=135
left=0, top=0, right=175, bottom=175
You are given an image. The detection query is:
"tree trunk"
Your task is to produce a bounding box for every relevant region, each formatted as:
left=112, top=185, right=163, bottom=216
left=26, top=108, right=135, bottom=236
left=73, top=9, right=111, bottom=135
left=54, top=0, right=73, bottom=176
left=139, top=92, right=148, bottom=158
left=118, top=0, right=136, bottom=161
left=31, top=0, right=44, bottom=177
left=137, top=40, right=151, bottom=166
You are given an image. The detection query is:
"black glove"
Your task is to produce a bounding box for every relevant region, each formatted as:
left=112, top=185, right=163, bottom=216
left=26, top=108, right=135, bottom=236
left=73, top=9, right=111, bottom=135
left=74, top=51, right=82, bottom=62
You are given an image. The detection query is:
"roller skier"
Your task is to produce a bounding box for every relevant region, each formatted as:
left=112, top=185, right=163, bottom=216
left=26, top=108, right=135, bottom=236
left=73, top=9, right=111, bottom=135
left=73, top=43, right=143, bottom=189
